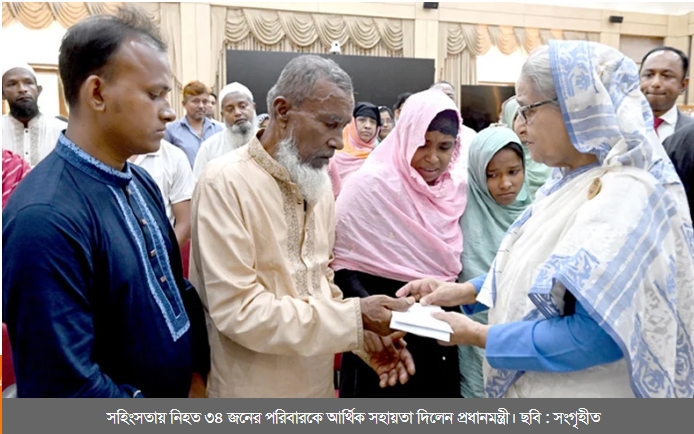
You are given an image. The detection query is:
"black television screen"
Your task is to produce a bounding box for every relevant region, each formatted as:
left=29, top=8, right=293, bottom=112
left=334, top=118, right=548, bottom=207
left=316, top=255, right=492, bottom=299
left=226, top=50, right=435, bottom=114
left=459, top=85, right=516, bottom=132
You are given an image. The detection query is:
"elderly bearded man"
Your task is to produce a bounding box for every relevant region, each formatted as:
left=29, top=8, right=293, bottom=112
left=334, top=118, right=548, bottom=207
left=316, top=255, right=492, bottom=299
left=193, top=82, right=257, bottom=182
left=190, top=55, right=416, bottom=398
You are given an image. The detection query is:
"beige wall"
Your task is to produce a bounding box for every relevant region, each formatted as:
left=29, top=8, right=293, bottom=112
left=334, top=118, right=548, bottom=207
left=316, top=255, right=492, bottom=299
left=168, top=2, right=694, bottom=102
left=2, top=2, right=692, bottom=103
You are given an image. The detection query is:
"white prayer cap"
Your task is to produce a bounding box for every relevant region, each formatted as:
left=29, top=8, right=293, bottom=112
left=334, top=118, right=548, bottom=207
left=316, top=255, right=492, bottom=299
left=218, top=82, right=254, bottom=105
left=2, top=61, right=37, bottom=81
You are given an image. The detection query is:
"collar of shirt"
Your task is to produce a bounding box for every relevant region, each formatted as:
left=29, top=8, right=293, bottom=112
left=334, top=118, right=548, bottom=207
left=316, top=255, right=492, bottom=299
left=143, top=143, right=165, bottom=157
left=247, top=130, right=305, bottom=205
left=7, top=112, right=43, bottom=129
left=181, top=115, right=214, bottom=135
left=248, top=130, right=291, bottom=183
left=131, top=150, right=162, bottom=167
left=660, top=104, right=679, bottom=126
left=54, top=132, right=132, bottom=187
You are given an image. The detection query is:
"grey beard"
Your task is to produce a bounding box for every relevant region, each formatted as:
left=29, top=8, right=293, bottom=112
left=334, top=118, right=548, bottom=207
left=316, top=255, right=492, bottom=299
left=274, top=137, right=330, bottom=204
left=231, top=121, right=253, bottom=135
left=226, top=122, right=256, bottom=150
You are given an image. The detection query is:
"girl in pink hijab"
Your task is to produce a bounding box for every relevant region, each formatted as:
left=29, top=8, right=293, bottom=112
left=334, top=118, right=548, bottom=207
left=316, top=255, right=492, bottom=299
left=331, top=89, right=467, bottom=398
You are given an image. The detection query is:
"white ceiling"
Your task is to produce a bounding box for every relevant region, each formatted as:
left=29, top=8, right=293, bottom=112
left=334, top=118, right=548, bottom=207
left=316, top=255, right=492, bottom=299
left=517, top=1, right=694, bottom=15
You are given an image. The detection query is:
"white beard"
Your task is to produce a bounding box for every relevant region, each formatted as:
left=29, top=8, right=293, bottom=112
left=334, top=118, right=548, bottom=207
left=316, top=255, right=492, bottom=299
left=226, top=114, right=258, bottom=150
left=274, top=137, right=330, bottom=205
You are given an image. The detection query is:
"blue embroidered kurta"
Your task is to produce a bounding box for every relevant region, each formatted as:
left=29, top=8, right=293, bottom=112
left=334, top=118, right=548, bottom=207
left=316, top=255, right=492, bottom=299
left=2, top=134, right=209, bottom=398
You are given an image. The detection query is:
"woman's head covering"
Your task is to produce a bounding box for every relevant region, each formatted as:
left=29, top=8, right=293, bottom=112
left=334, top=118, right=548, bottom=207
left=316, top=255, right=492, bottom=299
left=499, top=95, right=552, bottom=200
left=460, top=126, right=532, bottom=282
left=332, top=89, right=467, bottom=283
left=353, top=102, right=381, bottom=127
left=479, top=40, right=694, bottom=398
left=500, top=96, right=518, bottom=128
left=541, top=40, right=685, bottom=192
left=332, top=102, right=381, bottom=182
left=457, top=126, right=533, bottom=400
left=327, top=158, right=342, bottom=198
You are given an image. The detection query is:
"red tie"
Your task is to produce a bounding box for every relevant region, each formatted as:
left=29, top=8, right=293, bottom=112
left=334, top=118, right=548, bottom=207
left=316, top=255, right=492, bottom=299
left=653, top=117, right=664, bottom=134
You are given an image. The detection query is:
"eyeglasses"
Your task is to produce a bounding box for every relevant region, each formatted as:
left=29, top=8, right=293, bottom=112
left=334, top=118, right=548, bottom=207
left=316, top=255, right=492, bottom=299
left=516, top=98, right=558, bottom=124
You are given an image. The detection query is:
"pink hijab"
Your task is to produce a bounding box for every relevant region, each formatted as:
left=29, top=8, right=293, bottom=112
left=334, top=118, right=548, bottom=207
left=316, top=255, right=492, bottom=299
left=331, top=90, right=467, bottom=283
left=327, top=158, right=342, bottom=198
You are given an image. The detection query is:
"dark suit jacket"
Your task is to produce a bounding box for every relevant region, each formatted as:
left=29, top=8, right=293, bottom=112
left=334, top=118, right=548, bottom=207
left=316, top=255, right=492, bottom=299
left=663, top=122, right=694, bottom=223
left=676, top=109, right=694, bottom=132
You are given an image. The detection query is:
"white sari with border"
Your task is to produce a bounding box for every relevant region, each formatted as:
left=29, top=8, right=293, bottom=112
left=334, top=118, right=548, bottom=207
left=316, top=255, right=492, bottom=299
left=477, top=40, right=694, bottom=398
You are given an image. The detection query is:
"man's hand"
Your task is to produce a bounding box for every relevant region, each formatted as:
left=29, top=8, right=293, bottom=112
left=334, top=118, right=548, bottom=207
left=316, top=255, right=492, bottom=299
left=395, top=279, right=477, bottom=307
left=360, top=295, right=415, bottom=336
left=363, top=330, right=416, bottom=388
left=432, top=311, right=489, bottom=348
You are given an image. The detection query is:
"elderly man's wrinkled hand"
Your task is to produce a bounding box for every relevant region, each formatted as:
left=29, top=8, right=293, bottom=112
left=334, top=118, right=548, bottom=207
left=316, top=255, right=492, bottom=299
left=360, top=295, right=415, bottom=336
left=363, top=330, right=416, bottom=388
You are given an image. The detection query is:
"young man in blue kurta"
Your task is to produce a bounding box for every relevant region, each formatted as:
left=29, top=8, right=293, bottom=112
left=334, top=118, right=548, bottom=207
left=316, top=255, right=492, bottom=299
left=2, top=8, right=209, bottom=398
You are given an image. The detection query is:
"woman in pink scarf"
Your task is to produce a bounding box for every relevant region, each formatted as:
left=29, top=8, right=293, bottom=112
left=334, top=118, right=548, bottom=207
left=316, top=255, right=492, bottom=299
left=332, top=89, right=467, bottom=397
left=327, top=158, right=342, bottom=198
left=331, top=102, right=381, bottom=185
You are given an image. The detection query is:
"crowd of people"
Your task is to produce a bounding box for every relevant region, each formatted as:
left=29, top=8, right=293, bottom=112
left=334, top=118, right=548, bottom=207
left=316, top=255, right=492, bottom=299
left=2, top=7, right=693, bottom=398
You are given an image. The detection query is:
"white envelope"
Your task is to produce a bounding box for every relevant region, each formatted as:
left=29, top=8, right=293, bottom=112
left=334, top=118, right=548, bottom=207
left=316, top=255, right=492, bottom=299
left=390, top=303, right=453, bottom=341
left=390, top=321, right=451, bottom=342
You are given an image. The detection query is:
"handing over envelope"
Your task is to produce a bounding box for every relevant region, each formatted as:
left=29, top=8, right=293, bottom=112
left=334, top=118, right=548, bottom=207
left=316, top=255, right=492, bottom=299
left=389, top=303, right=453, bottom=342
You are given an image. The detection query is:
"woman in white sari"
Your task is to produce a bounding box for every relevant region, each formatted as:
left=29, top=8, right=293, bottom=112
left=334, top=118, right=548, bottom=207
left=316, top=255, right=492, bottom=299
left=397, top=40, right=694, bottom=398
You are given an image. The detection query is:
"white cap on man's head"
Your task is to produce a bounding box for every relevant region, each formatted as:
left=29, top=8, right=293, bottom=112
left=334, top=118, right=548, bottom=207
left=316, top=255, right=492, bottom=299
left=218, top=82, right=254, bottom=105
left=2, top=61, right=37, bottom=81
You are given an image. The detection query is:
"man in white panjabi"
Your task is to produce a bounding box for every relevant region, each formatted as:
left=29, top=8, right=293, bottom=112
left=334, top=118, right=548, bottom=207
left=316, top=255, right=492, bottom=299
left=2, top=62, right=67, bottom=167
left=128, top=140, right=194, bottom=250
left=190, top=55, right=417, bottom=398
left=192, top=82, right=257, bottom=182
